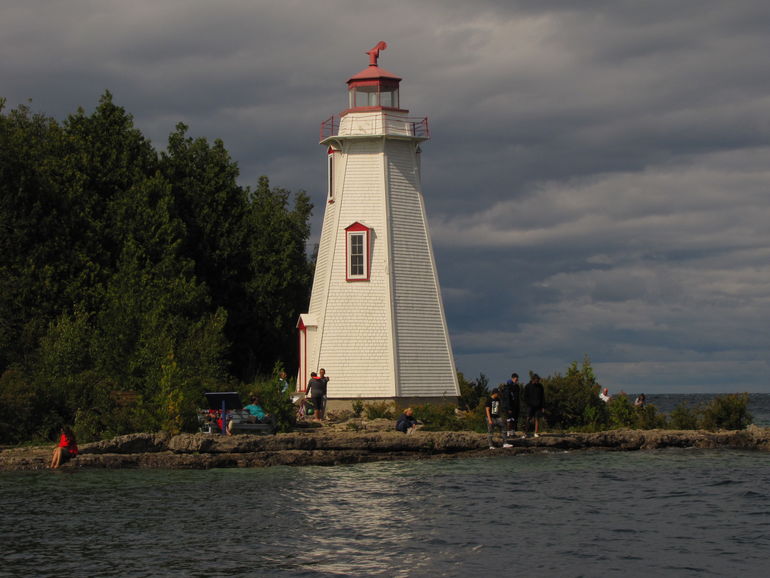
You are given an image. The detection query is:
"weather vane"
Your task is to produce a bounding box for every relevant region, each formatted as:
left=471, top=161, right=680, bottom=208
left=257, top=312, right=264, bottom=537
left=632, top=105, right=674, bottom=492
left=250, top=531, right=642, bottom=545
left=366, top=41, right=387, bottom=66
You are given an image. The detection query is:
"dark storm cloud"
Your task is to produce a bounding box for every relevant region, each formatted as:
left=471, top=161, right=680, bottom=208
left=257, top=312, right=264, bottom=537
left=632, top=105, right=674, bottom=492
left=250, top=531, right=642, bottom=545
left=3, top=0, right=769, bottom=392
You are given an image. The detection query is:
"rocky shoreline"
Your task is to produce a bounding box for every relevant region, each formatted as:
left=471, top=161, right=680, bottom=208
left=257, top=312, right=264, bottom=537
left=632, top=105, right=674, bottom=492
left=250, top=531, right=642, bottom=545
left=2, top=423, right=769, bottom=471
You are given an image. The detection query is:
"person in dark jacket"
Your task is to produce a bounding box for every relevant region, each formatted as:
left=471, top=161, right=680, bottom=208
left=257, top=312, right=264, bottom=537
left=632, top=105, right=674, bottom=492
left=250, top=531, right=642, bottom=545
left=395, top=408, right=419, bottom=434
left=500, top=373, right=521, bottom=440
left=523, top=374, right=545, bottom=438
left=307, top=369, right=329, bottom=421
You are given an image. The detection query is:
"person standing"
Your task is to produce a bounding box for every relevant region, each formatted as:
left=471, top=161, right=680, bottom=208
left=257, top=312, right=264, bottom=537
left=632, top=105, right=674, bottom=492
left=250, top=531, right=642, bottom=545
left=523, top=374, right=545, bottom=438
left=277, top=370, right=290, bottom=395
left=486, top=387, right=512, bottom=449
left=309, top=368, right=329, bottom=421
left=501, top=373, right=521, bottom=440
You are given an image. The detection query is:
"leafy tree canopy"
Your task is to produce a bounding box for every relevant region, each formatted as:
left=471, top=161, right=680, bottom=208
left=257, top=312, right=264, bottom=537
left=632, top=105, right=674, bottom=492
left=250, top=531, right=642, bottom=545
left=0, top=94, right=313, bottom=442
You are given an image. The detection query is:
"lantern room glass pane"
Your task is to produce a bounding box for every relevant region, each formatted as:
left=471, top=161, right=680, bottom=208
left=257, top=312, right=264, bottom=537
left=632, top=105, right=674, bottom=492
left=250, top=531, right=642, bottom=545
left=352, top=85, right=378, bottom=108
left=381, top=88, right=398, bottom=108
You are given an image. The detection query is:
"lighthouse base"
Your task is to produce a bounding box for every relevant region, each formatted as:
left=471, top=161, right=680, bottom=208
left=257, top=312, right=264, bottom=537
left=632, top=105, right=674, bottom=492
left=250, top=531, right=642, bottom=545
left=325, top=396, right=460, bottom=414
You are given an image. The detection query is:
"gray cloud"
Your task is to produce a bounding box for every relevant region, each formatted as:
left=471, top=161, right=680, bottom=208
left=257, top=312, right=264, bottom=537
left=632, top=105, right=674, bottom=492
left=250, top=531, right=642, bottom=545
left=3, top=0, right=769, bottom=392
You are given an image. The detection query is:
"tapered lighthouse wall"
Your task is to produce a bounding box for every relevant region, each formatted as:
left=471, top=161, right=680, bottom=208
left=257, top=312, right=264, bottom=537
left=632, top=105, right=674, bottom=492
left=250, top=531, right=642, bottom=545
left=387, top=141, right=458, bottom=396
left=307, top=140, right=397, bottom=398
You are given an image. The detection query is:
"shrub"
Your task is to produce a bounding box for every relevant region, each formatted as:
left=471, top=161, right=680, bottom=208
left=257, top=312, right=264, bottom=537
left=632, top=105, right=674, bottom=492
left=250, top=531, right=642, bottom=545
left=458, top=372, right=488, bottom=412
left=351, top=399, right=364, bottom=418
left=0, top=367, right=38, bottom=443
left=251, top=373, right=296, bottom=433
left=699, top=393, right=752, bottom=430
left=411, top=403, right=463, bottom=431
left=669, top=402, right=698, bottom=430
left=543, top=356, right=608, bottom=430
left=607, top=394, right=636, bottom=429
left=634, top=404, right=666, bottom=430
left=579, top=404, right=605, bottom=432
left=364, top=401, right=395, bottom=420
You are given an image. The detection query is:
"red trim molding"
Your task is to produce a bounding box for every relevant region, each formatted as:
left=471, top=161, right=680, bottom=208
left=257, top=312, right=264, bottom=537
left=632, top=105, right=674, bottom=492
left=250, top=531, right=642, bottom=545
left=345, top=222, right=371, bottom=282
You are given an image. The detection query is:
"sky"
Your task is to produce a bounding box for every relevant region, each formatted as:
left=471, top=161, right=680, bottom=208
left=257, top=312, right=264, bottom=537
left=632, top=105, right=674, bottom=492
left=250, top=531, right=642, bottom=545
left=3, top=0, right=770, bottom=394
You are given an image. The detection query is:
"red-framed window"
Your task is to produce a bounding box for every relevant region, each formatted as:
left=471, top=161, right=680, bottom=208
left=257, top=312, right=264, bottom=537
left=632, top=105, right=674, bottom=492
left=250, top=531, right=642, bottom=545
left=345, top=222, right=371, bottom=281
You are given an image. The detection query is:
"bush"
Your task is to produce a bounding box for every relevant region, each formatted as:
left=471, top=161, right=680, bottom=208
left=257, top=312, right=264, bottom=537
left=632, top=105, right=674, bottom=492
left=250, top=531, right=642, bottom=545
left=364, top=401, right=395, bottom=420
left=607, top=394, right=636, bottom=429
left=543, top=356, right=608, bottom=431
left=0, top=367, right=39, bottom=443
left=699, top=393, right=752, bottom=430
left=351, top=399, right=364, bottom=418
left=668, top=402, right=698, bottom=430
left=634, top=404, right=666, bottom=430
left=458, top=372, right=488, bottom=412
left=250, top=372, right=296, bottom=433
left=411, top=403, right=464, bottom=431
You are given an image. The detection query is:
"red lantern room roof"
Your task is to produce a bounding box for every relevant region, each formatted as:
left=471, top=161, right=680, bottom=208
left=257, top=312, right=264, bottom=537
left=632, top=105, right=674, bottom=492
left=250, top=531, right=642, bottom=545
left=347, top=65, right=401, bottom=84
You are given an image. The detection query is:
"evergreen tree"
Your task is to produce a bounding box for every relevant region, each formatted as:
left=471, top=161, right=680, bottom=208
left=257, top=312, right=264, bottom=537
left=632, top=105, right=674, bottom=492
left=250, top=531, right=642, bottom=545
left=0, top=94, right=313, bottom=442
left=243, top=176, right=312, bottom=378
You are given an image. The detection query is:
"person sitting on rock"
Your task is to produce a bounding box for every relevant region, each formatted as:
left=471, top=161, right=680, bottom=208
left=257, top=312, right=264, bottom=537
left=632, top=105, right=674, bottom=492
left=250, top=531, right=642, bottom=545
left=395, top=408, right=420, bottom=434
left=50, top=425, right=78, bottom=469
left=244, top=396, right=270, bottom=422
left=228, top=396, right=275, bottom=434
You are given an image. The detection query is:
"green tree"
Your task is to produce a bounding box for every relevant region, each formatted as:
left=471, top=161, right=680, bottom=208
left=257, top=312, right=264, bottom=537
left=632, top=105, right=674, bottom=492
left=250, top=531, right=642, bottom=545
left=243, top=176, right=313, bottom=378
left=699, top=393, right=752, bottom=430
left=161, top=130, right=313, bottom=381
left=0, top=102, right=72, bottom=369
left=543, top=356, right=607, bottom=430
left=458, top=371, right=488, bottom=411
left=0, top=94, right=314, bottom=442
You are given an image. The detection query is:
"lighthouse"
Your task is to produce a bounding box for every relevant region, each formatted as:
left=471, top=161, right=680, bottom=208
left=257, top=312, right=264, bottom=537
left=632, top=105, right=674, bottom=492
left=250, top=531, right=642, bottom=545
left=297, top=42, right=460, bottom=408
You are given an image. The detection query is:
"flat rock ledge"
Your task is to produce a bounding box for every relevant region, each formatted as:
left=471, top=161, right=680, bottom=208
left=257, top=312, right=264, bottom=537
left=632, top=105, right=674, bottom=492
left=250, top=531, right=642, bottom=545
left=2, top=426, right=769, bottom=471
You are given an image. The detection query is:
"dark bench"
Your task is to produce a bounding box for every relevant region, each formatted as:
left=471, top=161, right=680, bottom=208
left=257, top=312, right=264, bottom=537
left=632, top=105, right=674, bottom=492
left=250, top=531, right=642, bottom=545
left=230, top=421, right=275, bottom=434
left=197, top=407, right=276, bottom=435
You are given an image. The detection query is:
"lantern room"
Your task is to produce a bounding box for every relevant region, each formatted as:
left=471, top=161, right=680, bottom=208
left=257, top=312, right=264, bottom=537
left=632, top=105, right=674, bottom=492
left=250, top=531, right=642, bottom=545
left=345, top=41, right=406, bottom=113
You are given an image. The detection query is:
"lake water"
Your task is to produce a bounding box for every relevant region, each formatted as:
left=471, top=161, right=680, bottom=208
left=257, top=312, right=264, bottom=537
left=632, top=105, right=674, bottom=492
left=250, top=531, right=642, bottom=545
left=2, top=447, right=769, bottom=577
left=643, top=392, right=770, bottom=426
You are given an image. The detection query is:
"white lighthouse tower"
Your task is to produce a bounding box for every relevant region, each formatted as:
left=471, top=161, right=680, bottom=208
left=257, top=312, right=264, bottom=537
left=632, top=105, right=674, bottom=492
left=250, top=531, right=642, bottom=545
left=297, top=42, right=460, bottom=407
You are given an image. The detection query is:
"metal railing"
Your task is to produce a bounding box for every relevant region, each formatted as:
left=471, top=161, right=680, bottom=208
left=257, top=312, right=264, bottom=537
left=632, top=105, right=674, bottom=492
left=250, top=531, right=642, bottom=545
left=320, top=113, right=430, bottom=141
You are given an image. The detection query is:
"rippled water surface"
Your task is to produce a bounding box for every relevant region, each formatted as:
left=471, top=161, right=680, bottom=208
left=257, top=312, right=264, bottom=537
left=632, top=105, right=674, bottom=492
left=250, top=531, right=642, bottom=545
left=1, top=449, right=769, bottom=577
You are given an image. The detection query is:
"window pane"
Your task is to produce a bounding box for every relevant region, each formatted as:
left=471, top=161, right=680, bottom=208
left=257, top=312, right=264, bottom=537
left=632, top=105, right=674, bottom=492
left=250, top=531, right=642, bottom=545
left=349, top=233, right=365, bottom=276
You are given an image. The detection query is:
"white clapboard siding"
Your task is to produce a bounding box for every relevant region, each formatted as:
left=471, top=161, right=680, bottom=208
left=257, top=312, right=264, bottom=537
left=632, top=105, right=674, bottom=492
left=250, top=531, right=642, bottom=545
left=300, top=107, right=460, bottom=401
left=387, top=141, right=457, bottom=397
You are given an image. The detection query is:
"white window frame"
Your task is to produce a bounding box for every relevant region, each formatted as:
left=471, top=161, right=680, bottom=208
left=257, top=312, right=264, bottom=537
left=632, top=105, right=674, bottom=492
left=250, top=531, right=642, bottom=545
left=327, top=147, right=335, bottom=203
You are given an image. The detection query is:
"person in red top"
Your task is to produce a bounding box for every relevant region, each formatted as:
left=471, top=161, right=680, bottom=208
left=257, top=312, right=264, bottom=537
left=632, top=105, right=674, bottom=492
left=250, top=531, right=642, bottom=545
left=50, top=425, right=78, bottom=469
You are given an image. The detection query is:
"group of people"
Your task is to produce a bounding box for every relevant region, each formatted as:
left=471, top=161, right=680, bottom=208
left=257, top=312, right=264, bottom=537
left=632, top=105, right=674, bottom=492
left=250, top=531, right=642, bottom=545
left=599, top=387, right=647, bottom=408
left=485, top=373, right=545, bottom=449
left=199, top=395, right=275, bottom=435
left=305, top=368, right=329, bottom=422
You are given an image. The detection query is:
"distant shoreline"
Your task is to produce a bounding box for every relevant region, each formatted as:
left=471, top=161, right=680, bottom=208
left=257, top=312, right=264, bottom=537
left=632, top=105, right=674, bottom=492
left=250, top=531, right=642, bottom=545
left=2, top=426, right=769, bottom=472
